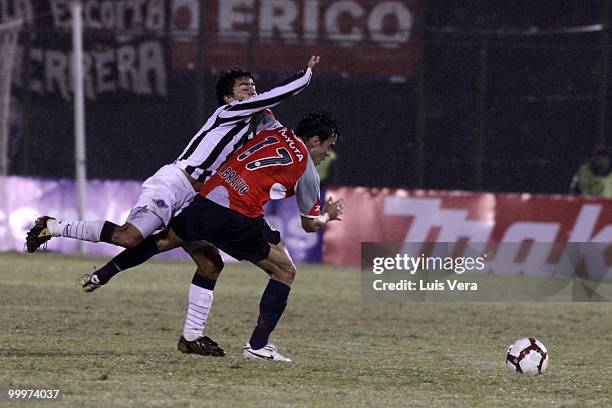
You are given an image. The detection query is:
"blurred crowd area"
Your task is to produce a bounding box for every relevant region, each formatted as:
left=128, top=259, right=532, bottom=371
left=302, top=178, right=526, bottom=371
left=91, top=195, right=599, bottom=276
left=3, top=0, right=611, bottom=194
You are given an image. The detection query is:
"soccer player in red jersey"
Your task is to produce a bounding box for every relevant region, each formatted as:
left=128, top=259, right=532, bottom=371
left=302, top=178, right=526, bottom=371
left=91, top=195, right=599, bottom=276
left=156, top=112, right=344, bottom=361
left=26, top=57, right=320, bottom=286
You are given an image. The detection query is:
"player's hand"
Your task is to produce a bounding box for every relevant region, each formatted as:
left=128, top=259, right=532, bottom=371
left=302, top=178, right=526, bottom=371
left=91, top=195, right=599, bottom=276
left=324, top=197, right=344, bottom=221
left=308, top=55, right=321, bottom=70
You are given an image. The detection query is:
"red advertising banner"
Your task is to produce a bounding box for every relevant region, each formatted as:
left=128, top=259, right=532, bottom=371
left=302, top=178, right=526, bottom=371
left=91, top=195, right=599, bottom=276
left=170, top=0, right=420, bottom=76
left=324, top=187, right=612, bottom=274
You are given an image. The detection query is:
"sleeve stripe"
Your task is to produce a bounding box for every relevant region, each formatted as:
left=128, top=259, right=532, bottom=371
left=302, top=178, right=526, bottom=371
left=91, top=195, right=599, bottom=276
left=277, top=69, right=309, bottom=86
left=178, top=117, right=221, bottom=160
left=222, top=84, right=308, bottom=114
left=221, top=68, right=311, bottom=115
left=217, top=113, right=258, bottom=124
left=193, top=121, right=250, bottom=181
left=176, top=67, right=312, bottom=180
left=180, top=111, right=256, bottom=162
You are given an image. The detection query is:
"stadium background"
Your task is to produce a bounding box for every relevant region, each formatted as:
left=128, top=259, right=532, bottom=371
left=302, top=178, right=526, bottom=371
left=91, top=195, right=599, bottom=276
left=1, top=0, right=611, bottom=269
left=6, top=0, right=608, bottom=192
left=2, top=3, right=612, bottom=406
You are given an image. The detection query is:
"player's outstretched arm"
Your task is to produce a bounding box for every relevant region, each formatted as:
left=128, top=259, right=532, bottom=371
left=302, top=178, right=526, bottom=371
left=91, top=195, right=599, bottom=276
left=301, top=197, right=344, bottom=233
left=219, top=56, right=321, bottom=121
left=308, top=55, right=320, bottom=70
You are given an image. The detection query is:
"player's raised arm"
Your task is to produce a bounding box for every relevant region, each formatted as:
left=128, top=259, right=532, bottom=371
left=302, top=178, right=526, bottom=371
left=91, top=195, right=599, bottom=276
left=218, top=56, right=320, bottom=121
left=308, top=55, right=320, bottom=70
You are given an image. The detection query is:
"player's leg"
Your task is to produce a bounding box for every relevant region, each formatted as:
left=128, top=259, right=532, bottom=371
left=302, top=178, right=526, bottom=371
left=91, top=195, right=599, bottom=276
left=27, top=196, right=166, bottom=252
left=156, top=197, right=294, bottom=360
left=25, top=206, right=158, bottom=253
left=79, top=234, right=167, bottom=291
left=190, top=206, right=296, bottom=362
left=255, top=241, right=297, bottom=285
left=242, top=240, right=296, bottom=362
left=26, top=164, right=192, bottom=252
left=79, top=226, right=189, bottom=291
left=25, top=215, right=119, bottom=253
left=177, top=242, right=225, bottom=357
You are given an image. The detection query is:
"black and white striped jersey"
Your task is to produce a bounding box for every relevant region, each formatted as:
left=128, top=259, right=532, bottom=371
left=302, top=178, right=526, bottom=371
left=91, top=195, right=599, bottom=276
left=174, top=67, right=313, bottom=182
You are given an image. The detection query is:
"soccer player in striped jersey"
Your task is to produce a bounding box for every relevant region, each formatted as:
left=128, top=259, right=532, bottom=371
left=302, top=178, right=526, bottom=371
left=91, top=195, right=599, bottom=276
left=103, top=112, right=344, bottom=361
left=26, top=56, right=319, bottom=265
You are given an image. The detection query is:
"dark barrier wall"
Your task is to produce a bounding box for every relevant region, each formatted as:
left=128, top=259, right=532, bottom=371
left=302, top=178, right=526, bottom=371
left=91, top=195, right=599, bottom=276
left=4, top=0, right=609, bottom=194
left=6, top=0, right=420, bottom=188
left=13, top=72, right=417, bottom=188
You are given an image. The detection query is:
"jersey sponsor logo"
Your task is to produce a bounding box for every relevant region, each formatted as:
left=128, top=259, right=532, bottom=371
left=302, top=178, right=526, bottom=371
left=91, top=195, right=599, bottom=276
left=153, top=199, right=168, bottom=209
left=278, top=128, right=304, bottom=162
left=130, top=205, right=150, bottom=218
left=308, top=200, right=321, bottom=216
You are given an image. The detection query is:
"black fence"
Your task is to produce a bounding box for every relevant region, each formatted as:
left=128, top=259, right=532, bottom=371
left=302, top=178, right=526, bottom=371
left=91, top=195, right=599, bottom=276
left=5, top=0, right=610, bottom=194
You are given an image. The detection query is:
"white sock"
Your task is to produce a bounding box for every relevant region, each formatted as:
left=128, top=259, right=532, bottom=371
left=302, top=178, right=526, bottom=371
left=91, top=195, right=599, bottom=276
left=183, top=284, right=214, bottom=341
left=47, top=219, right=105, bottom=242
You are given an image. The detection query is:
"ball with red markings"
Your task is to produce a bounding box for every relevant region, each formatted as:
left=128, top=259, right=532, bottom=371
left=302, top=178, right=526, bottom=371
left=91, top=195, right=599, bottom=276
left=506, top=337, right=549, bottom=375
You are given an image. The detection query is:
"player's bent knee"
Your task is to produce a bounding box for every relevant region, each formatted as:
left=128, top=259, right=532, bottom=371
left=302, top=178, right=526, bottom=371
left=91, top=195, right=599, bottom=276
left=184, top=244, right=224, bottom=280
left=113, top=224, right=145, bottom=248
left=156, top=237, right=175, bottom=252
left=195, top=267, right=222, bottom=281
left=199, top=256, right=224, bottom=281
left=273, top=263, right=296, bottom=285
left=255, top=244, right=297, bottom=285
left=202, top=246, right=224, bottom=273
left=123, top=234, right=145, bottom=248
left=154, top=229, right=183, bottom=252
left=211, top=257, right=224, bottom=275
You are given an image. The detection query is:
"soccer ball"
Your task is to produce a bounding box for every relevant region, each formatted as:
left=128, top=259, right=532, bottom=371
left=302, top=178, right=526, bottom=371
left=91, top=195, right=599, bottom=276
left=506, top=337, right=549, bottom=375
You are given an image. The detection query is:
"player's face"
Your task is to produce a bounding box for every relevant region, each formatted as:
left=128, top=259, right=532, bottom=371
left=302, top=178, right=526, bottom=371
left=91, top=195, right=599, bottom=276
left=311, top=134, right=337, bottom=165
left=229, top=76, right=257, bottom=102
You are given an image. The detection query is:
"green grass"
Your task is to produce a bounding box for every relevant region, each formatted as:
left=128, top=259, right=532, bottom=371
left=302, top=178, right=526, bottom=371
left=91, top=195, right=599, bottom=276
left=1, top=252, right=611, bottom=407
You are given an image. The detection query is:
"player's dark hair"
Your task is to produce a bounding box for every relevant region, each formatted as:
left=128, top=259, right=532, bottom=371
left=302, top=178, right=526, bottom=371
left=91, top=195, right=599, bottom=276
left=295, top=112, right=338, bottom=143
left=215, top=69, right=255, bottom=105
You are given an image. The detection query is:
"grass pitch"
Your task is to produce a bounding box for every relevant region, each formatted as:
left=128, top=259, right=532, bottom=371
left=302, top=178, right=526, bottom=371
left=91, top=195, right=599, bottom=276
left=1, top=252, right=611, bottom=407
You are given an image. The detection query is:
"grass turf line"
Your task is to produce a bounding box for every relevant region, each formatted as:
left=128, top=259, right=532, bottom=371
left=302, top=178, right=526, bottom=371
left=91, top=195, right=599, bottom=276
left=1, top=252, right=611, bottom=407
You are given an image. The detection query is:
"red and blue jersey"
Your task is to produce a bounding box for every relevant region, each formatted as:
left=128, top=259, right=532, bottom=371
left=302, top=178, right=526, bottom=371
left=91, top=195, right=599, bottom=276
left=200, top=126, right=321, bottom=218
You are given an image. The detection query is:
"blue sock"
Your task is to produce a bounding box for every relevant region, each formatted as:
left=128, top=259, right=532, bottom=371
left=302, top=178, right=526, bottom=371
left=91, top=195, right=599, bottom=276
left=94, top=236, right=160, bottom=284
left=249, top=279, right=291, bottom=350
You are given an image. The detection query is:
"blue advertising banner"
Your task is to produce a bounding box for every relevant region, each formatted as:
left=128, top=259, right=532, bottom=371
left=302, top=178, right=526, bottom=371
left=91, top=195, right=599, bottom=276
left=0, top=176, right=323, bottom=263
left=264, top=196, right=323, bottom=264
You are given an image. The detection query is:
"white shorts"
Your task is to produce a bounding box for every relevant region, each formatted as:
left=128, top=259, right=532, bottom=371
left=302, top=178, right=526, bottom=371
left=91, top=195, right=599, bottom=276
left=126, top=164, right=196, bottom=237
